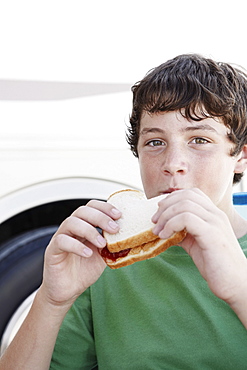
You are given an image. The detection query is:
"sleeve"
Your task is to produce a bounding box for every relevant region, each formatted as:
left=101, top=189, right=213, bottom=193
left=50, top=287, right=98, bottom=369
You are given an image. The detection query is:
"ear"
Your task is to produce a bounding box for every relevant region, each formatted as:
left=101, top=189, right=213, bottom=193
left=234, top=145, right=247, bottom=174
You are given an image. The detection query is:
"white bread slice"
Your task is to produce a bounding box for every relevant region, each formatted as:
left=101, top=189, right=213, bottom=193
left=103, top=189, right=168, bottom=253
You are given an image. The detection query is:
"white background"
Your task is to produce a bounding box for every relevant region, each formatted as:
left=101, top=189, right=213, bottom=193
left=0, top=0, right=246, bottom=83
left=0, top=0, right=246, bottom=194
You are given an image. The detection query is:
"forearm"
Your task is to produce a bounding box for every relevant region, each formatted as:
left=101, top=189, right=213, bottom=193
left=0, top=288, right=69, bottom=370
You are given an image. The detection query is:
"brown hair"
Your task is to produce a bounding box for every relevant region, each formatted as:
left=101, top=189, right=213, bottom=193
left=127, top=54, right=247, bottom=183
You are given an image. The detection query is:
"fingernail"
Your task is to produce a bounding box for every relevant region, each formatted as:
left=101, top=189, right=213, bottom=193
left=108, top=220, right=119, bottom=230
left=97, top=235, right=106, bottom=247
left=111, top=208, right=121, bottom=217
left=82, top=247, right=93, bottom=257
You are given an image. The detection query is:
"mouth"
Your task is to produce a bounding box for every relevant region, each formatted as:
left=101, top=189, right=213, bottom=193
left=162, top=188, right=181, bottom=194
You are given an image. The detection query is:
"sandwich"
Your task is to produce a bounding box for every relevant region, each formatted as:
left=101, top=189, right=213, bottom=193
left=99, top=189, right=186, bottom=269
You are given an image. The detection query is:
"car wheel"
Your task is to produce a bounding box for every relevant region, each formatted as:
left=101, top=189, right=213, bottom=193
left=0, top=226, right=58, bottom=353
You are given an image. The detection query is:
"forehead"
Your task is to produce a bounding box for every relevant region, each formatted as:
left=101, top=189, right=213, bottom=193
left=139, top=111, right=229, bottom=136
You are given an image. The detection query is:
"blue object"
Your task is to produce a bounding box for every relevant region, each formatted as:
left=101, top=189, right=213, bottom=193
left=233, top=193, right=247, bottom=205
left=233, top=193, right=247, bottom=219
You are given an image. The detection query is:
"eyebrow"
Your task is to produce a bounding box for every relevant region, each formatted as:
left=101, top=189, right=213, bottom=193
left=140, top=124, right=219, bottom=136
left=140, top=127, right=165, bottom=135
left=184, top=124, right=219, bottom=134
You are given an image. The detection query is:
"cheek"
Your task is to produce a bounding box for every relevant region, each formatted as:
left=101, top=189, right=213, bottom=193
left=138, top=155, right=158, bottom=187
left=193, top=156, right=224, bottom=181
left=194, top=157, right=235, bottom=199
left=139, top=157, right=150, bottom=179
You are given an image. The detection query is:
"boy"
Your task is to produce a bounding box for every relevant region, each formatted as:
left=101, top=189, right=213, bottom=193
left=1, top=54, right=247, bottom=369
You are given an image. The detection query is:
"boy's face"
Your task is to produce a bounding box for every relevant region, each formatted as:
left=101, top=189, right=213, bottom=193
left=137, top=111, right=244, bottom=211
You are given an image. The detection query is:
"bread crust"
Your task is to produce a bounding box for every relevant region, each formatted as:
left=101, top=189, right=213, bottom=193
left=108, top=189, right=143, bottom=199
left=101, top=229, right=186, bottom=269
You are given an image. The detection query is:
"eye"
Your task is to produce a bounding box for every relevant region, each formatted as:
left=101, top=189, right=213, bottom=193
left=191, top=137, right=209, bottom=145
left=147, top=139, right=165, bottom=147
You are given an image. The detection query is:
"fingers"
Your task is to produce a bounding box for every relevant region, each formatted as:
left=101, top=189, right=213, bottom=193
left=51, top=233, right=94, bottom=258
left=72, top=201, right=121, bottom=232
left=152, top=189, right=209, bottom=222
left=152, top=188, right=220, bottom=239
left=84, top=199, right=122, bottom=220
left=61, top=203, right=120, bottom=236
left=51, top=200, right=122, bottom=257
left=155, top=212, right=205, bottom=240
left=56, top=216, right=106, bottom=251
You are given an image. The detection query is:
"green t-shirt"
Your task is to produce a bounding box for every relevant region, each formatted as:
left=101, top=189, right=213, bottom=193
left=50, top=235, right=247, bottom=369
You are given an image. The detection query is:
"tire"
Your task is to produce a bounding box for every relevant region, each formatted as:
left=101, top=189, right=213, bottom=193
left=0, top=226, right=58, bottom=347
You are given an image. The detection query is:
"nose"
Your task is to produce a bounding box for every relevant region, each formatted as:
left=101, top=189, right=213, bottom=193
left=162, top=145, right=188, bottom=176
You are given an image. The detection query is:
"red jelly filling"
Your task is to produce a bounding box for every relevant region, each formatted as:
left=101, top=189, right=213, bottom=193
left=100, top=246, right=130, bottom=261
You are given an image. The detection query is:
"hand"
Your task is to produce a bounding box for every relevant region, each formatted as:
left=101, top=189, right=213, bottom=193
left=40, top=200, right=121, bottom=309
left=152, top=188, right=247, bottom=305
